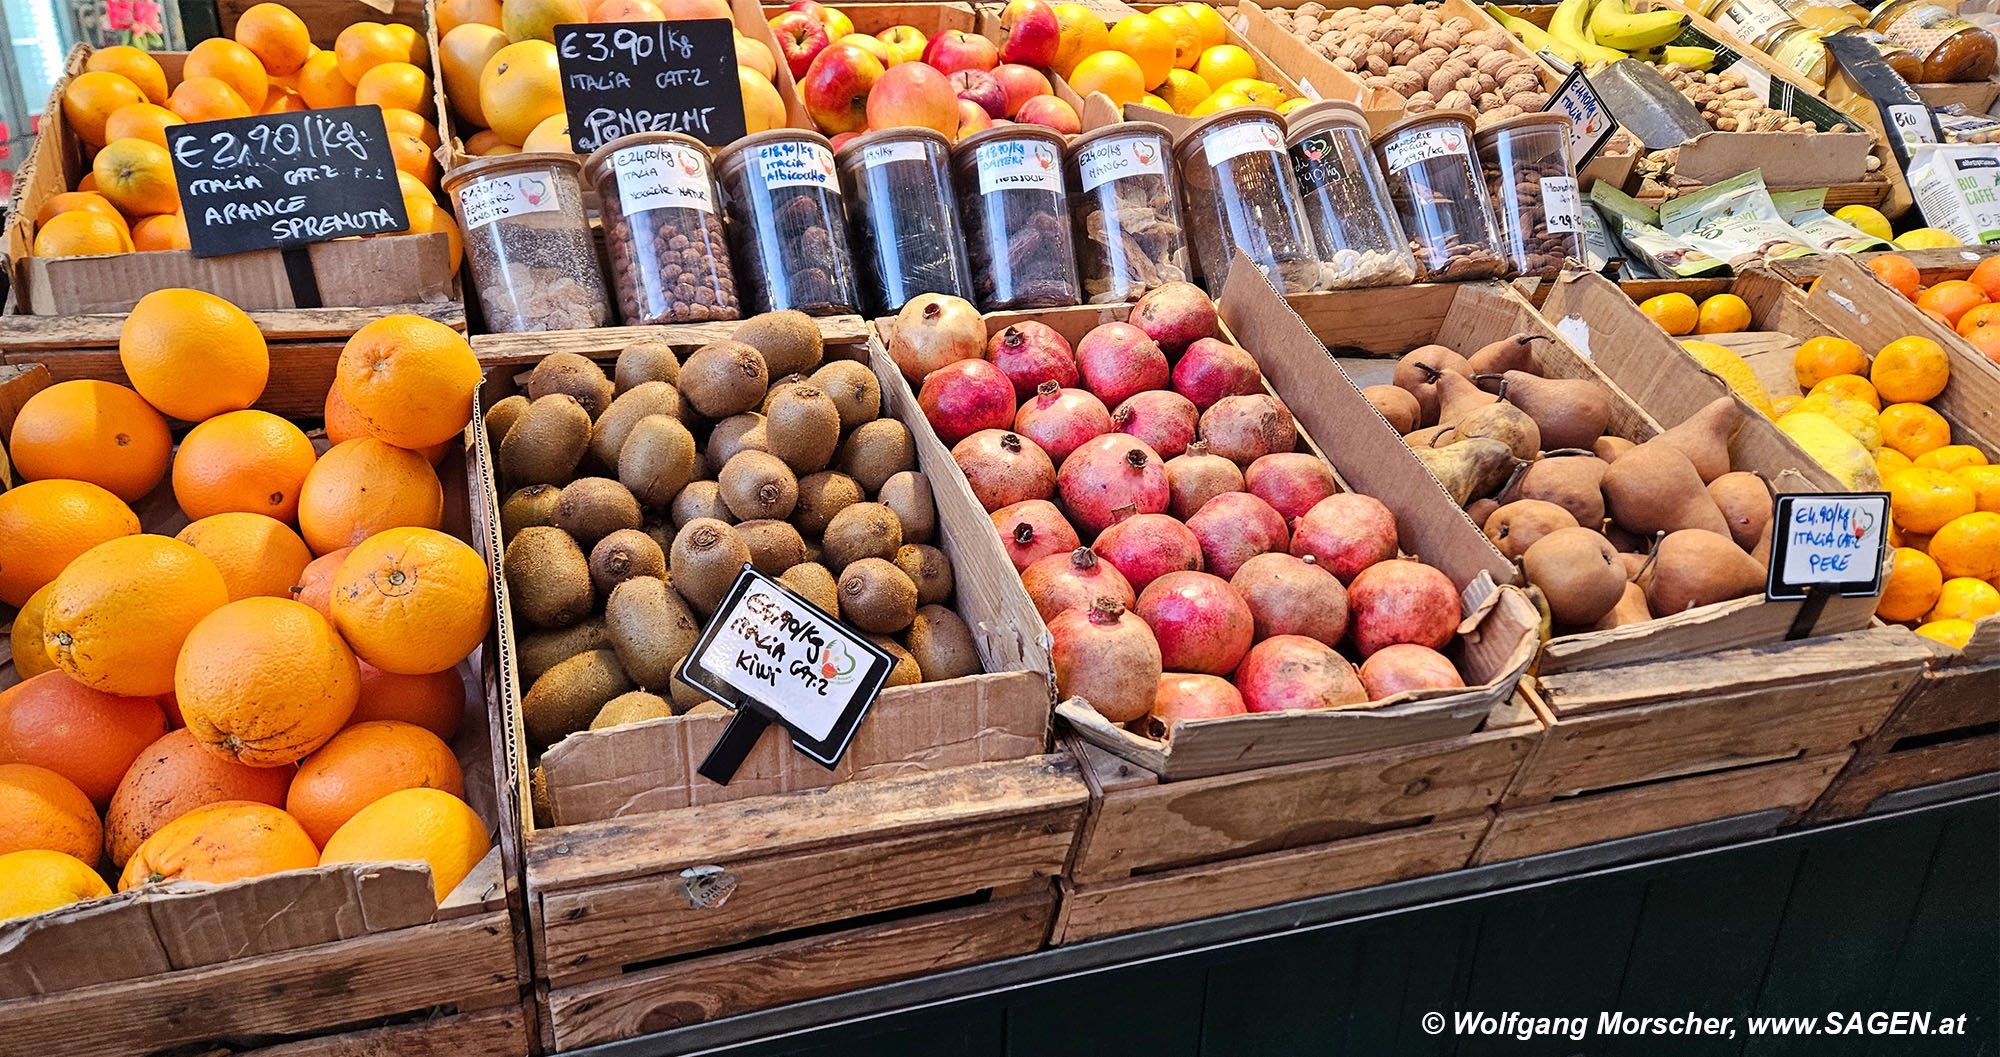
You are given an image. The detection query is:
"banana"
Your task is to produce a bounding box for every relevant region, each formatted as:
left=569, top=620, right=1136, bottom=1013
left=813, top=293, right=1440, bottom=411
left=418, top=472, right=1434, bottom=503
left=1662, top=44, right=1718, bottom=69
left=1549, top=0, right=1631, bottom=66
left=1484, top=3, right=1582, bottom=63
left=1589, top=0, right=1691, bottom=51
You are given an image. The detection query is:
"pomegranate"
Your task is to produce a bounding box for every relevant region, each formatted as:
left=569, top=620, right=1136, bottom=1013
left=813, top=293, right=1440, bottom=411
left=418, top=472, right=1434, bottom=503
left=1244, top=453, right=1338, bottom=522
left=986, top=321, right=1078, bottom=398
left=1014, top=382, right=1113, bottom=466
left=1199, top=394, right=1296, bottom=466
left=888, top=293, right=984, bottom=382
left=1233, top=635, right=1367, bottom=713
left=1166, top=441, right=1245, bottom=519
left=1170, top=338, right=1262, bottom=411
left=919, top=358, right=1016, bottom=446
left=1129, top=281, right=1219, bottom=352
left=1147, top=674, right=1246, bottom=738
left=1022, top=547, right=1135, bottom=622
left=1051, top=598, right=1163, bottom=723
left=1358, top=643, right=1465, bottom=699
left=1093, top=513, right=1203, bottom=593
left=1230, top=552, right=1348, bottom=645
left=1135, top=571, right=1255, bottom=675
left=1185, top=491, right=1288, bottom=580
left=1289, top=493, right=1399, bottom=583
left=1075, top=321, right=1169, bottom=406
left=991, top=499, right=1079, bottom=571
left=1113, top=390, right=1199, bottom=459
left=1057, top=434, right=1169, bottom=536
left=1346, top=559, right=1459, bottom=657
left=952, top=429, right=1055, bottom=512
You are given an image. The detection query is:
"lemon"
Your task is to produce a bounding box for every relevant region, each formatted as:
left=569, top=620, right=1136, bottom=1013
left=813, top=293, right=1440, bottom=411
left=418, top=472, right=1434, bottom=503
left=1215, top=76, right=1285, bottom=106
left=1195, top=43, right=1256, bottom=86
left=1156, top=68, right=1210, bottom=113
left=1834, top=205, right=1892, bottom=241
left=1641, top=292, right=1698, bottom=334
left=1278, top=96, right=1315, bottom=115
left=1189, top=88, right=1252, bottom=116
left=1895, top=228, right=1962, bottom=250
left=1136, top=92, right=1171, bottom=111
left=1695, top=293, right=1752, bottom=334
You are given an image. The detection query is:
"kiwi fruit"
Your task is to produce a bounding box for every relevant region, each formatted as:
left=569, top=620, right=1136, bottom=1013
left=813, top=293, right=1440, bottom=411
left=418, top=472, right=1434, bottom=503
left=761, top=376, right=804, bottom=413
left=793, top=471, right=865, bottom=537
left=681, top=701, right=731, bottom=716
left=672, top=480, right=734, bottom=528
left=735, top=310, right=824, bottom=377
left=618, top=414, right=697, bottom=507
left=679, top=340, right=769, bottom=418
left=707, top=412, right=768, bottom=468
left=505, top=526, right=594, bottom=629
left=525, top=352, right=615, bottom=418
left=803, top=540, right=823, bottom=565
left=500, top=394, right=592, bottom=485
left=876, top=471, right=936, bottom=544
left=836, top=419, right=915, bottom=493
left=893, top=544, right=953, bottom=606
left=779, top=562, right=839, bottom=612
left=736, top=519, right=808, bottom=574
left=588, top=529, right=666, bottom=597
left=591, top=381, right=684, bottom=466
left=869, top=634, right=924, bottom=688
left=501, top=484, right=562, bottom=541
left=554, top=477, right=643, bottom=546
left=810, top=360, right=881, bottom=432
left=484, top=394, right=529, bottom=452
left=590, top=691, right=674, bottom=730
left=670, top=518, right=752, bottom=615
left=763, top=384, right=842, bottom=474
left=719, top=450, right=799, bottom=521
left=821, top=502, right=903, bottom=570
left=644, top=518, right=676, bottom=556
left=905, top=605, right=979, bottom=681
left=614, top=339, right=681, bottom=393
left=604, top=576, right=701, bottom=689
left=517, top=618, right=610, bottom=685
left=838, top=558, right=919, bottom=633
left=689, top=450, right=711, bottom=482
left=523, top=648, right=631, bottom=746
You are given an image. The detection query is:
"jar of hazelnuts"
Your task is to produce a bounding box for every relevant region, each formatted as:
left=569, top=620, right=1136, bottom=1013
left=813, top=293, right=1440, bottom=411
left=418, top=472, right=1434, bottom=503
left=584, top=131, right=741, bottom=325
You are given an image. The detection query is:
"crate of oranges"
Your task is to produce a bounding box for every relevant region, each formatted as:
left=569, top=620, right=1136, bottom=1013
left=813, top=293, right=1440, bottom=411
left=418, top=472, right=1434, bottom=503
left=0, top=292, right=532, bottom=1056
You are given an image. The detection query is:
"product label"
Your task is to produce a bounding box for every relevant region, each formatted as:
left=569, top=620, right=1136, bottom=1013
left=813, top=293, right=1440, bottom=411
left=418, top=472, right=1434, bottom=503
left=457, top=171, right=563, bottom=230
left=1076, top=135, right=1168, bottom=193
left=1201, top=119, right=1286, bottom=167
left=1767, top=493, right=1889, bottom=600
left=1710, top=0, right=1794, bottom=43
left=1380, top=124, right=1470, bottom=174
left=611, top=141, right=715, bottom=214
left=1288, top=131, right=1350, bottom=194
left=862, top=140, right=929, bottom=169
left=976, top=138, right=1064, bottom=196
left=753, top=140, right=837, bottom=190
left=1541, top=176, right=1582, bottom=233
left=1908, top=144, right=2000, bottom=244
left=1888, top=103, right=1939, bottom=149
left=1544, top=67, right=1618, bottom=167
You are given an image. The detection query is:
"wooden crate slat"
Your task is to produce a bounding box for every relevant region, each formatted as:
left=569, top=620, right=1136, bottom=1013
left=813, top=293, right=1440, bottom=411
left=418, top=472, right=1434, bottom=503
left=0, top=304, right=464, bottom=351
left=1877, top=660, right=2000, bottom=744
left=223, top=1006, right=530, bottom=1057
left=470, top=316, right=870, bottom=364
left=1808, top=735, right=2000, bottom=821
left=1536, top=628, right=1932, bottom=718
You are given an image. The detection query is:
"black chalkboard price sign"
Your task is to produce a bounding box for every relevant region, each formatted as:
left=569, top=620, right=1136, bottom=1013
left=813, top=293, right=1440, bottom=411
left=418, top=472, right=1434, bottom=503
left=166, top=105, right=409, bottom=259
left=555, top=18, right=748, bottom=153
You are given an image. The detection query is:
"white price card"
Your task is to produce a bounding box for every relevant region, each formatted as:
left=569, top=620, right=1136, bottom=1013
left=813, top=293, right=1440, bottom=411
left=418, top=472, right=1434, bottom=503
left=1766, top=493, right=1890, bottom=600
left=1543, top=67, right=1618, bottom=168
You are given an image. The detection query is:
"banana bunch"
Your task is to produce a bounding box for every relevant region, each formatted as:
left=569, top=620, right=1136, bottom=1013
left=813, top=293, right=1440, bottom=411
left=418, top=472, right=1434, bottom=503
left=1489, top=0, right=1716, bottom=70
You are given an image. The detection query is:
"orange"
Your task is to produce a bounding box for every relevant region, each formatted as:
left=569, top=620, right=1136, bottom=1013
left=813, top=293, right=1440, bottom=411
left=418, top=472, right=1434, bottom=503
left=131, top=211, right=190, bottom=251
left=356, top=61, right=430, bottom=113
left=10, top=584, right=59, bottom=681
left=1929, top=512, right=2000, bottom=582
left=175, top=513, right=315, bottom=601
left=324, top=383, right=449, bottom=464
left=329, top=526, right=491, bottom=675
left=0, top=480, right=141, bottom=607
left=119, top=801, right=319, bottom=889
left=1958, top=464, right=2000, bottom=512
left=1149, top=5, right=1204, bottom=69
left=319, top=787, right=489, bottom=901
left=1067, top=50, right=1148, bottom=109
left=1877, top=546, right=1942, bottom=624
left=92, top=137, right=181, bottom=216
left=296, top=439, right=445, bottom=555
left=437, top=0, right=505, bottom=34
left=0, top=850, right=111, bottom=921
left=1792, top=336, right=1868, bottom=390
left=1807, top=374, right=1880, bottom=410
left=172, top=409, right=316, bottom=522
left=390, top=131, right=439, bottom=189
left=1927, top=575, right=2000, bottom=623
left=1915, top=280, right=1988, bottom=328
left=1957, top=302, right=2000, bottom=364
left=8, top=380, right=172, bottom=502
left=400, top=194, right=464, bottom=274
left=176, top=597, right=360, bottom=767
left=335, top=22, right=405, bottom=86
left=334, top=314, right=480, bottom=450
left=387, top=22, right=429, bottom=67
left=1180, top=3, right=1227, bottom=51
left=30, top=210, right=127, bottom=258
left=440, top=23, right=508, bottom=127
left=120, top=288, right=269, bottom=422
left=1876, top=447, right=1913, bottom=479
left=286, top=720, right=463, bottom=846
left=62, top=71, right=148, bottom=148
left=1877, top=402, right=1951, bottom=458
left=350, top=661, right=465, bottom=740
left=86, top=46, right=168, bottom=104
left=1972, top=256, right=2000, bottom=301
left=1639, top=292, right=1698, bottom=336
left=0, top=670, right=166, bottom=808
left=296, top=50, right=357, bottom=109
left=1915, top=618, right=1976, bottom=649
left=76, top=173, right=98, bottom=192
left=1870, top=335, right=1950, bottom=404
left=44, top=535, right=231, bottom=697
left=104, top=729, right=294, bottom=866
left=1695, top=293, right=1752, bottom=335
left=0, top=763, right=103, bottom=861
left=33, top=190, right=123, bottom=229
left=502, top=0, right=587, bottom=43
left=1109, top=13, right=1176, bottom=88
left=381, top=107, right=441, bottom=149
left=1194, top=43, right=1256, bottom=87
left=479, top=40, right=564, bottom=145
left=168, top=75, right=253, bottom=122
left=262, top=88, right=308, bottom=114
left=1051, top=2, right=1109, bottom=77
left=186, top=38, right=270, bottom=110
left=1916, top=445, right=1989, bottom=472
left=105, top=101, right=183, bottom=149
left=234, top=2, right=314, bottom=75
left=1887, top=466, right=1976, bottom=535
left=291, top=546, right=355, bottom=618
left=1868, top=253, right=1921, bottom=300
left=465, top=129, right=513, bottom=155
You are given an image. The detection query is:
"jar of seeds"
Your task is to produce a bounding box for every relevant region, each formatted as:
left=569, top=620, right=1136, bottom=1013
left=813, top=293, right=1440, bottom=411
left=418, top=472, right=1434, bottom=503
left=1372, top=112, right=1506, bottom=282
left=442, top=154, right=610, bottom=332
left=951, top=125, right=1080, bottom=312
left=716, top=130, right=860, bottom=316
left=1065, top=122, right=1191, bottom=304
left=835, top=128, right=974, bottom=317
left=1173, top=107, right=1321, bottom=295
left=584, top=131, right=741, bottom=324
left=1473, top=113, right=1581, bottom=280
left=1283, top=101, right=1417, bottom=291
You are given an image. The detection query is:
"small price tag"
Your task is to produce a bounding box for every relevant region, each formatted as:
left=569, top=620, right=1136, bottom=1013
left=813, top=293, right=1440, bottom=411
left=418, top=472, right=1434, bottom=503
left=1543, top=67, right=1618, bottom=168
left=556, top=19, right=747, bottom=153
left=1542, top=175, right=1581, bottom=233
left=1766, top=492, right=1890, bottom=601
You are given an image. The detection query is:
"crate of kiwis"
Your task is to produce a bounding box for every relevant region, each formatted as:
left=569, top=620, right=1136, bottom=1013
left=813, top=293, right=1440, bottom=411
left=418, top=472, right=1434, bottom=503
left=474, top=311, right=1054, bottom=826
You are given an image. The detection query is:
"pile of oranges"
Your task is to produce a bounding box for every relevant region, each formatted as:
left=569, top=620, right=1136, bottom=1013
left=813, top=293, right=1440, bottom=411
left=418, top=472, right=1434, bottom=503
left=1058, top=4, right=1294, bottom=117
left=1865, top=253, right=2000, bottom=367
left=0, top=289, right=492, bottom=923
left=1637, top=291, right=1753, bottom=337
left=37, top=4, right=459, bottom=269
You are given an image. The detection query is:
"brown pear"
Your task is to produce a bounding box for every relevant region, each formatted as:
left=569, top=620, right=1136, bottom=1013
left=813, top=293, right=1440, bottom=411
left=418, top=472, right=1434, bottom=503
left=1522, top=527, right=1628, bottom=626
left=1392, top=345, right=1472, bottom=426
left=1483, top=499, right=1579, bottom=560
left=1405, top=424, right=1456, bottom=448
left=1499, top=371, right=1612, bottom=451
left=1363, top=385, right=1421, bottom=433
left=1451, top=401, right=1541, bottom=460
left=1412, top=437, right=1518, bottom=506
left=1601, top=440, right=1730, bottom=538
left=1605, top=523, right=1650, bottom=554
left=1639, top=529, right=1766, bottom=614
left=1435, top=370, right=1499, bottom=428
left=1466, top=333, right=1545, bottom=376
left=1590, top=582, right=1653, bottom=630
left=1618, top=551, right=1649, bottom=581
left=1467, top=497, right=1501, bottom=526
left=1593, top=435, right=1634, bottom=462
left=1508, top=452, right=1606, bottom=526
left=1657, top=396, right=1742, bottom=484
left=1707, top=472, right=1772, bottom=552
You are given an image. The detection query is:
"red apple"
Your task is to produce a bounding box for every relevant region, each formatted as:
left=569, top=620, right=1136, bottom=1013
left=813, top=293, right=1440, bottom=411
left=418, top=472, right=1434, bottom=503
left=1016, top=94, right=1079, bottom=134
left=957, top=98, right=993, bottom=137
left=787, top=0, right=828, bottom=23
left=801, top=42, right=885, bottom=135
left=836, top=32, right=890, bottom=65
left=830, top=131, right=861, bottom=150
left=876, top=25, right=928, bottom=66
left=951, top=68, right=1008, bottom=118
left=769, top=11, right=831, bottom=79
left=990, top=63, right=1051, bottom=117
left=923, top=29, right=998, bottom=75
left=866, top=60, right=958, bottom=138
left=998, top=0, right=1061, bottom=68
left=823, top=7, right=854, bottom=40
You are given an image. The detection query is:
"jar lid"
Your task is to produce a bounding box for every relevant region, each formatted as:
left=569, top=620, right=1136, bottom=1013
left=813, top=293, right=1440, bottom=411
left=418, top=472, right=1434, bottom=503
left=582, top=131, right=712, bottom=189
left=714, top=128, right=837, bottom=179
left=1370, top=109, right=1477, bottom=149
left=833, top=126, right=953, bottom=168
left=1171, top=105, right=1286, bottom=160
left=1283, top=100, right=1369, bottom=147
left=951, top=122, right=1069, bottom=160
left=1471, top=111, right=1572, bottom=147
left=1065, top=120, right=1173, bottom=159
left=441, top=151, right=585, bottom=197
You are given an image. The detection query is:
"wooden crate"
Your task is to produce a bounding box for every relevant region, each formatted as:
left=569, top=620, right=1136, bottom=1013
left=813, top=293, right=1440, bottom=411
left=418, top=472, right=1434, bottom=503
left=1770, top=245, right=2000, bottom=287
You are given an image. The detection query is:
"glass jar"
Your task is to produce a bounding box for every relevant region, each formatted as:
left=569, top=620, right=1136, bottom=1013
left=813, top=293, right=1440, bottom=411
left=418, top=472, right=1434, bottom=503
left=950, top=125, right=1079, bottom=311
left=1869, top=0, right=1998, bottom=80
left=1779, top=0, right=1868, bottom=30
left=1839, top=26, right=1928, bottom=81
left=584, top=132, right=741, bottom=324
left=1283, top=100, right=1417, bottom=290
left=835, top=128, right=974, bottom=317
left=715, top=130, right=860, bottom=317
left=1065, top=123, right=1193, bottom=304
left=1473, top=114, right=1581, bottom=280
left=1767, top=26, right=1832, bottom=81
left=1173, top=107, right=1321, bottom=294
left=1372, top=111, right=1506, bottom=282
left=442, top=154, right=611, bottom=333
left=1705, top=0, right=1804, bottom=47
